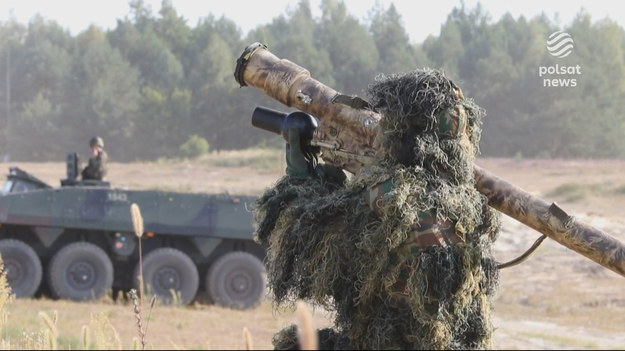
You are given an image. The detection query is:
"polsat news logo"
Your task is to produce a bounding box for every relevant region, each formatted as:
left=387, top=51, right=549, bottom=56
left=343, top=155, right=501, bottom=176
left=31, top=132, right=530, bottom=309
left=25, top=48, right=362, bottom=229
left=547, top=31, right=574, bottom=58
left=539, top=30, right=580, bottom=87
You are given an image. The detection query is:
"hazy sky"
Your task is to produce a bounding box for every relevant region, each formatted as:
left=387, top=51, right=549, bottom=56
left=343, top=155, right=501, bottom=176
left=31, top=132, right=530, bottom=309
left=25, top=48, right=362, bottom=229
left=2, top=0, right=623, bottom=43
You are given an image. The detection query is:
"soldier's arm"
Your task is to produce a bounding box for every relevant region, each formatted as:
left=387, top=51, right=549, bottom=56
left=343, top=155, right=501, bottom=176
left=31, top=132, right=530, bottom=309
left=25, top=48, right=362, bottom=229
left=286, top=127, right=346, bottom=188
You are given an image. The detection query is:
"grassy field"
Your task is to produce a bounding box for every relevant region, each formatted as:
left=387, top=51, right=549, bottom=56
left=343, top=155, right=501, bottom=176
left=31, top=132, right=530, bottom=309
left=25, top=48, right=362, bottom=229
left=0, top=151, right=624, bottom=349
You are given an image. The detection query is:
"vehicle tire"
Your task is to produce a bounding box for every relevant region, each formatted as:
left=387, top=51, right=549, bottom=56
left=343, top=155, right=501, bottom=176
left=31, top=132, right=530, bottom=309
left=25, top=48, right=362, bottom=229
left=0, top=239, right=42, bottom=298
left=134, top=248, right=199, bottom=305
left=48, top=242, right=113, bottom=301
left=206, top=251, right=267, bottom=310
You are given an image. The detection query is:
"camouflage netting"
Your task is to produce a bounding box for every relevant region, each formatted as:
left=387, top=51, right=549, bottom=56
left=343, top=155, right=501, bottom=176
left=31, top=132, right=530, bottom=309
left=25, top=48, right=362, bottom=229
left=254, top=68, right=502, bottom=350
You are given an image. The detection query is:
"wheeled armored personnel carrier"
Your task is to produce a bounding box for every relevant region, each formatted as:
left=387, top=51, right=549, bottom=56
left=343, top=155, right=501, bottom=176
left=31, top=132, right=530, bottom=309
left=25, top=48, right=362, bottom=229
left=0, top=153, right=267, bottom=310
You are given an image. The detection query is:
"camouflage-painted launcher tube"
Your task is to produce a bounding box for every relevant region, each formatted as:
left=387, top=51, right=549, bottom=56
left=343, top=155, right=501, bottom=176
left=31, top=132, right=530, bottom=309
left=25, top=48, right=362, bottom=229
left=235, top=42, right=380, bottom=174
left=474, top=165, right=625, bottom=277
left=235, top=42, right=625, bottom=279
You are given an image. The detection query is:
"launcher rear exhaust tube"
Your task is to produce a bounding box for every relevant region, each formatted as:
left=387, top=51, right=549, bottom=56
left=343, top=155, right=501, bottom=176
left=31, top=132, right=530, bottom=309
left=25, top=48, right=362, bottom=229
left=236, top=42, right=625, bottom=278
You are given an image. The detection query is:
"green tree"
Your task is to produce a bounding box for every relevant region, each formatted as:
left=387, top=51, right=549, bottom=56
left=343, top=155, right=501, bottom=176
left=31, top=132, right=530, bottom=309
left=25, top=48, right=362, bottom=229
left=154, top=0, right=192, bottom=68
left=368, top=3, right=416, bottom=74
left=466, top=13, right=550, bottom=157
left=4, top=18, right=73, bottom=160
left=186, top=17, right=252, bottom=152
left=4, top=0, right=625, bottom=161
left=263, top=0, right=335, bottom=87
left=108, top=3, right=192, bottom=159
left=179, top=134, right=210, bottom=158
left=64, top=26, right=141, bottom=161
left=133, top=86, right=191, bottom=159
left=316, top=0, right=378, bottom=95
left=422, top=15, right=464, bottom=78
left=562, top=14, right=625, bottom=157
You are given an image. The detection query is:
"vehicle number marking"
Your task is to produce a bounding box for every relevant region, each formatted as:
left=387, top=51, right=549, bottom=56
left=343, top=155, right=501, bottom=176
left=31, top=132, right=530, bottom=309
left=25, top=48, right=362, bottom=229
left=107, top=191, right=128, bottom=202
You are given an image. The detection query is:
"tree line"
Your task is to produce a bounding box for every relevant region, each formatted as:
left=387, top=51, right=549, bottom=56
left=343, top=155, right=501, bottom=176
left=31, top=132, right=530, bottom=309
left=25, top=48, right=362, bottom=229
left=0, top=0, right=624, bottom=162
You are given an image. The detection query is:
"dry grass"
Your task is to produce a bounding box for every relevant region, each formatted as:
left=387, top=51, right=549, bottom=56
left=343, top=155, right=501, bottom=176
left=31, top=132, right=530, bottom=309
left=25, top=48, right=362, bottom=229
left=296, top=301, right=318, bottom=350
left=158, top=148, right=285, bottom=171
left=0, top=295, right=328, bottom=350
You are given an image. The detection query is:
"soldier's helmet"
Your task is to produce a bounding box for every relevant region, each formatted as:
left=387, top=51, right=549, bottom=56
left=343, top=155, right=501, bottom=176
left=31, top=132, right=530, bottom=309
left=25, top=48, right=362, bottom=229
left=90, top=136, right=104, bottom=148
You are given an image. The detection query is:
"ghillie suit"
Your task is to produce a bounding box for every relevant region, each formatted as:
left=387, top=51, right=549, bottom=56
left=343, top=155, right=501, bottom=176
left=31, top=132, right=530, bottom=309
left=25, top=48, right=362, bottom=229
left=254, top=69, right=502, bottom=350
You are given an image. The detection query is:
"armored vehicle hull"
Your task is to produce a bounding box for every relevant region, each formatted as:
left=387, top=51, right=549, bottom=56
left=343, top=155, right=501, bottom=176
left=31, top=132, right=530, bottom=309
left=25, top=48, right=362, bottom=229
left=0, top=156, right=266, bottom=310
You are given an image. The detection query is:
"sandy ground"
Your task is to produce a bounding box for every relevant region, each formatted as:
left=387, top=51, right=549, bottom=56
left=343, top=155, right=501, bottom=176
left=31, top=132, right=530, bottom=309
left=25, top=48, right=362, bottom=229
left=2, top=157, right=625, bottom=350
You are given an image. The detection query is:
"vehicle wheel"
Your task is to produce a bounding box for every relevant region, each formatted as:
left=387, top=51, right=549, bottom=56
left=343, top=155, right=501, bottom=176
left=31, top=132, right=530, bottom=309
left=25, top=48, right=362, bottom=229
left=0, top=239, right=42, bottom=298
left=134, top=248, right=199, bottom=305
left=48, top=242, right=113, bottom=301
left=206, top=251, right=267, bottom=310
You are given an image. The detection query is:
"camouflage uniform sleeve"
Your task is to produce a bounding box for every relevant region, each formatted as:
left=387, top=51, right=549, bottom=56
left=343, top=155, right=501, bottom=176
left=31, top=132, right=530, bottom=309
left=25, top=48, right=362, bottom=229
left=82, top=151, right=108, bottom=180
left=81, top=159, right=94, bottom=180
left=364, top=178, right=466, bottom=304
left=363, top=179, right=464, bottom=249
left=98, top=151, right=108, bottom=179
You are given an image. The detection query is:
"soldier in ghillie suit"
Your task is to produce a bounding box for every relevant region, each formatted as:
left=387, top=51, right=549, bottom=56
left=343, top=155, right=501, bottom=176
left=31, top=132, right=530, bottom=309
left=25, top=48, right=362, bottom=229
left=254, top=68, right=502, bottom=350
